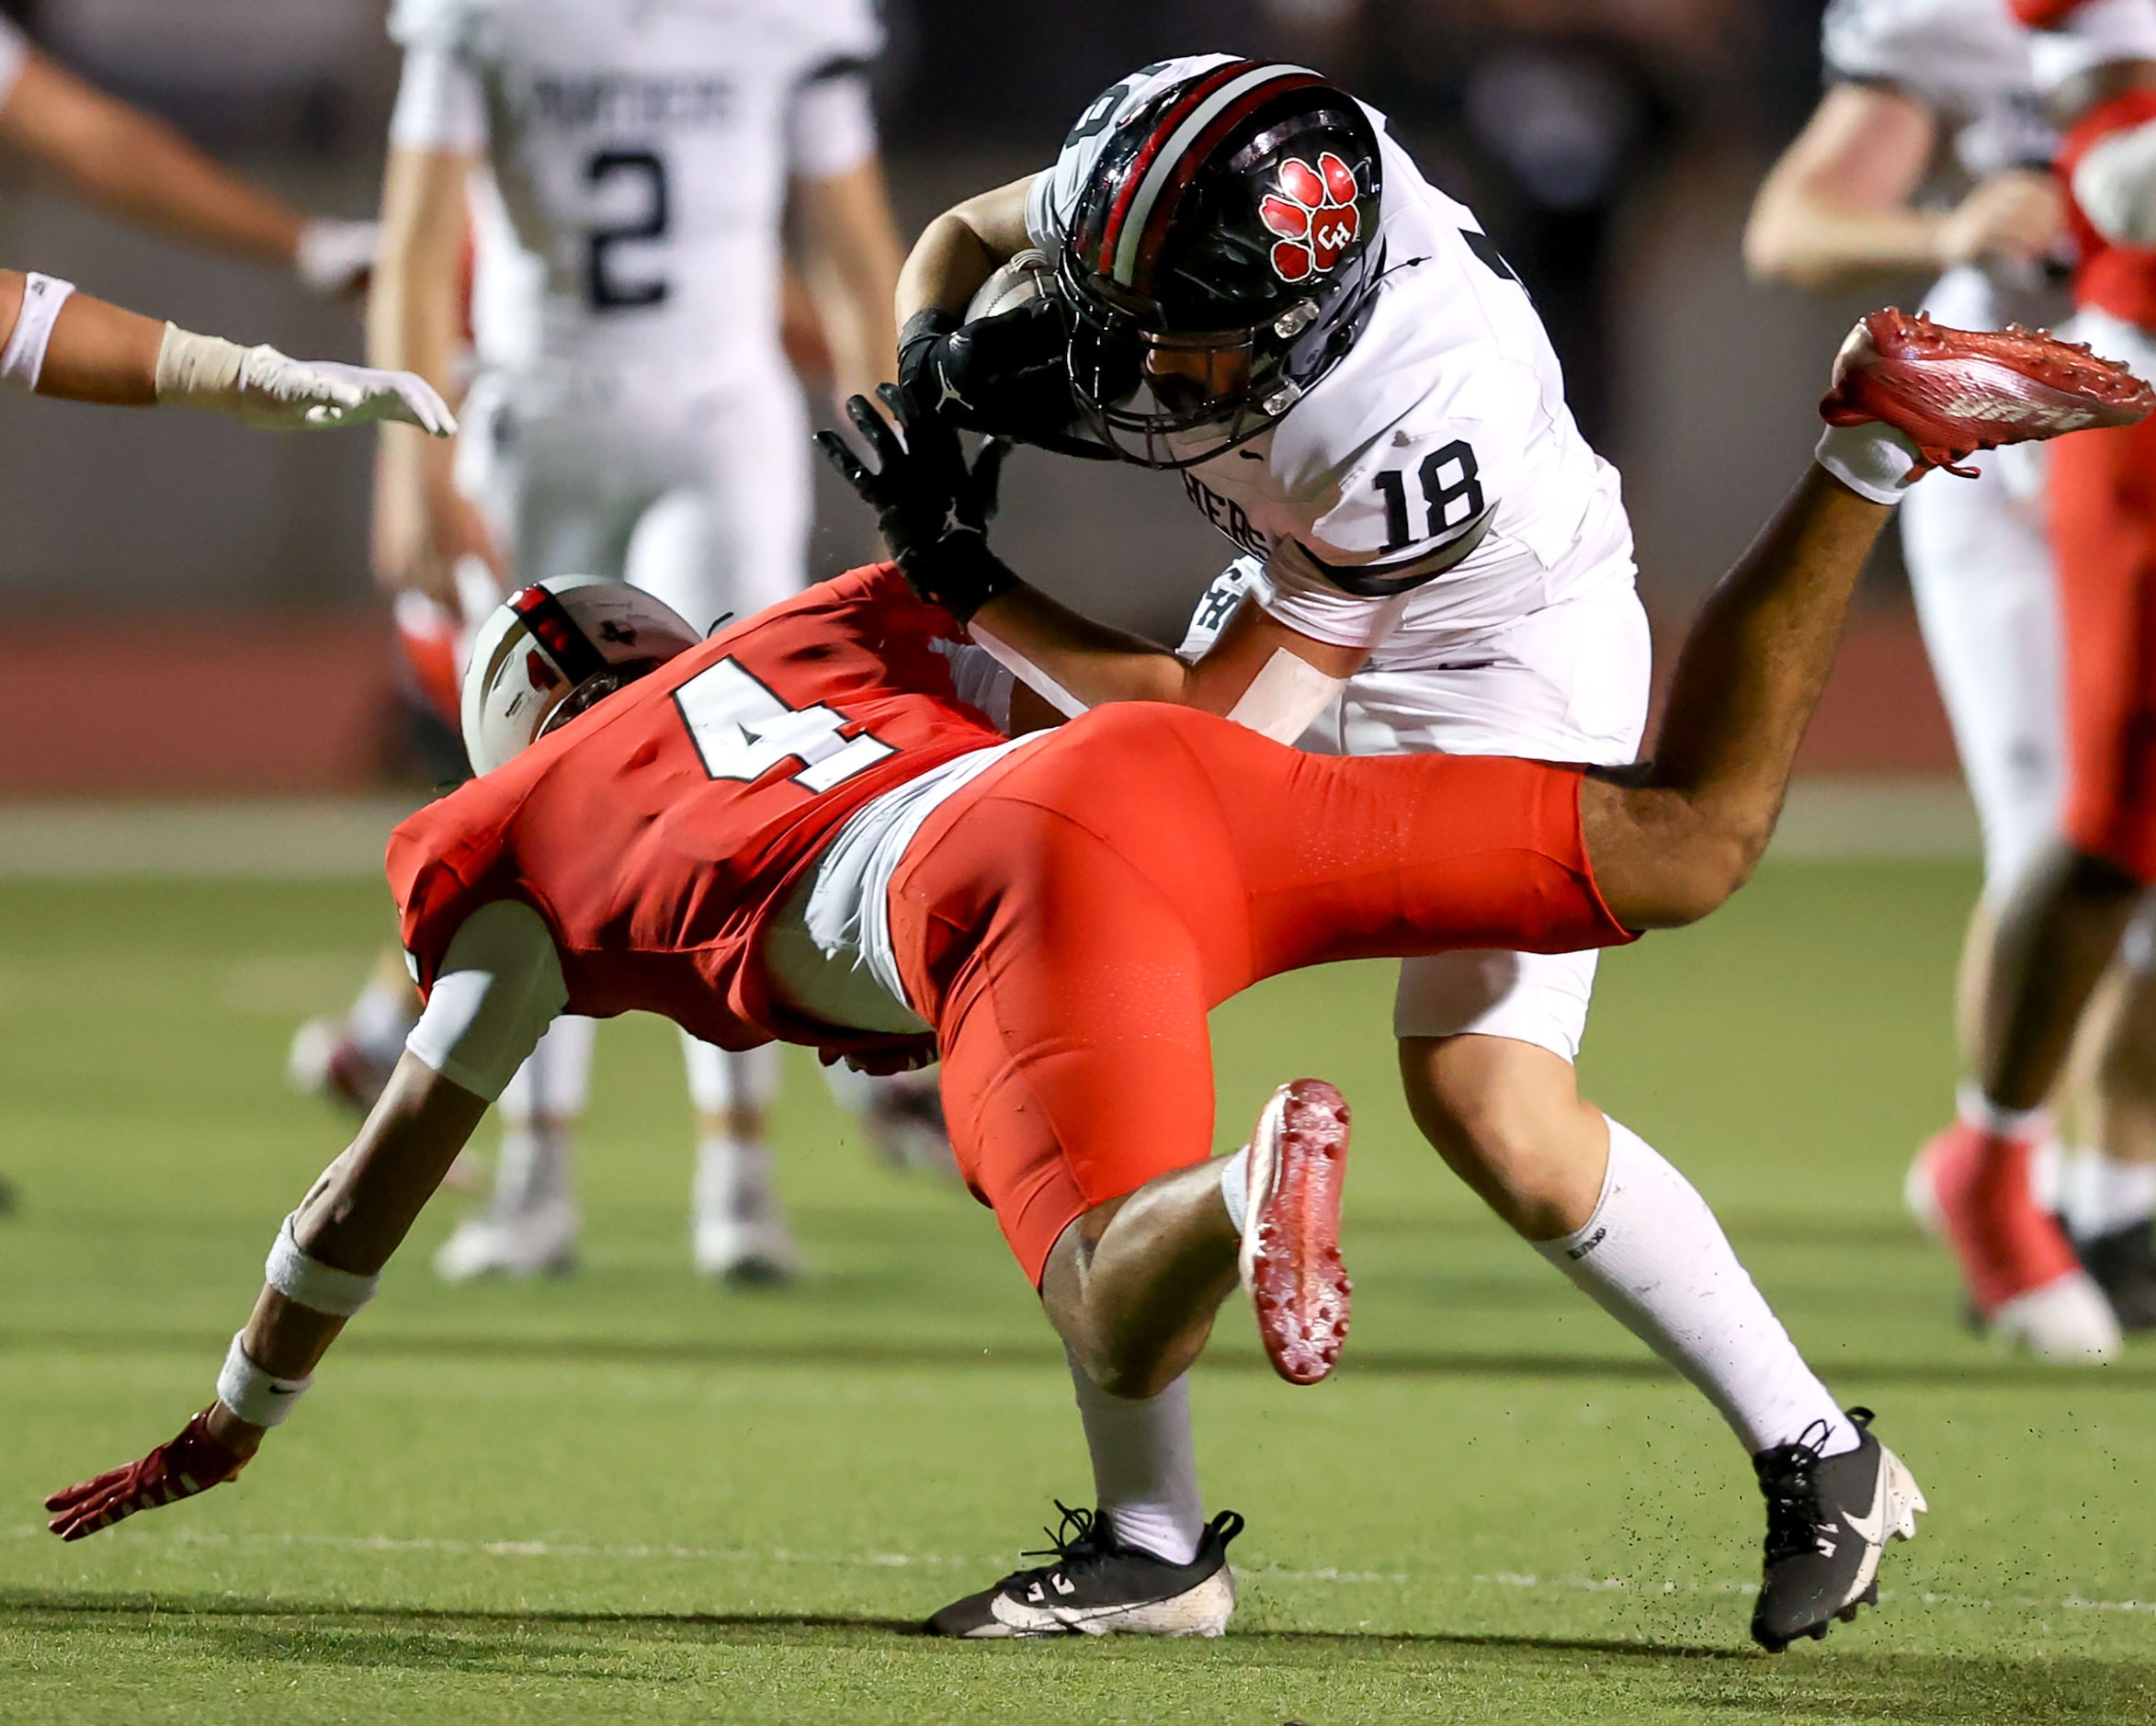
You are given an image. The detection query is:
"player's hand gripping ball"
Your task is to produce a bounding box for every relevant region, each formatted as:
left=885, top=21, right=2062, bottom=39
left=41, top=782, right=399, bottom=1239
left=816, top=385, right=1018, bottom=623
left=45, top=1409, right=250, bottom=1540
left=895, top=254, right=1111, bottom=460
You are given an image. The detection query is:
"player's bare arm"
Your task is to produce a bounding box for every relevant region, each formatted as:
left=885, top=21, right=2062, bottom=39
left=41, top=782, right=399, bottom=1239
left=45, top=1052, right=492, bottom=1535
left=0, top=267, right=453, bottom=428
left=1746, top=80, right=2061, bottom=287
left=895, top=175, right=1036, bottom=324
left=793, top=159, right=906, bottom=400
left=0, top=46, right=374, bottom=296
left=819, top=387, right=1362, bottom=735
left=369, top=142, right=501, bottom=599
left=49, top=880, right=571, bottom=1536
left=1579, top=469, right=1889, bottom=928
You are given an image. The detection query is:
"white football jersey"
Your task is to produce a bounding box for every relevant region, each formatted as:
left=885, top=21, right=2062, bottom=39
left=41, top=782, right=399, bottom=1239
left=1027, top=55, right=1632, bottom=659
left=1821, top=0, right=2067, bottom=329
left=389, top=0, right=880, bottom=383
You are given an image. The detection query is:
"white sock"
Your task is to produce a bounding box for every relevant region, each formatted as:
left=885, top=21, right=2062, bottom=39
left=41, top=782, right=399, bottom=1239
left=1956, top=1082, right=2051, bottom=1144
left=495, top=1118, right=573, bottom=1212
left=1536, top=1118, right=1857, bottom=1458
left=1814, top=421, right=1922, bottom=505
left=2064, top=1146, right=2156, bottom=1239
left=1218, top=1145, right=1251, bottom=1233
left=695, top=1135, right=781, bottom=1227
left=1068, top=1350, right=1205, bottom=1565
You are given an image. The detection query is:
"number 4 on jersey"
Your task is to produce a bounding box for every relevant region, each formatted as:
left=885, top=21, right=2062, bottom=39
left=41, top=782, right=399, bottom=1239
left=675, top=658, right=894, bottom=793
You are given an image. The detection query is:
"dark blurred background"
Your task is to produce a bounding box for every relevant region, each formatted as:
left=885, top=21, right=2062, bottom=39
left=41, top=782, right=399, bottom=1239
left=0, top=0, right=1942, bottom=791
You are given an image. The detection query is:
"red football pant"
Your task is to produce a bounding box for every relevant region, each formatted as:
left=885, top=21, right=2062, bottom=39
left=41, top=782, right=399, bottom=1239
left=2050, top=414, right=2156, bottom=880
left=887, top=704, right=1630, bottom=1285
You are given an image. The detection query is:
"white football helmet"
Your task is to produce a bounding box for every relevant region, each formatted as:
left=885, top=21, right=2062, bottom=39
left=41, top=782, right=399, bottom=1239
left=460, top=575, right=702, bottom=776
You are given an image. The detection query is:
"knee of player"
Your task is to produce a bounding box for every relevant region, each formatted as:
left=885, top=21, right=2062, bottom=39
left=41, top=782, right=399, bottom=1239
left=1591, top=790, right=1763, bottom=931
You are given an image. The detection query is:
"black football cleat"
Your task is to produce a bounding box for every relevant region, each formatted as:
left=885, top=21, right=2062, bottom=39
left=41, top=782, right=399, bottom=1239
left=925, top=1504, right=1243, bottom=1639
left=1751, top=1408, right=1925, bottom=1652
left=2072, top=1219, right=2156, bottom=1332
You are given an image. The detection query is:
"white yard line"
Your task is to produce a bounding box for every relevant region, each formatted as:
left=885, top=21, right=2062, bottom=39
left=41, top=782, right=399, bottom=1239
left=6, top=1524, right=2149, bottom=1616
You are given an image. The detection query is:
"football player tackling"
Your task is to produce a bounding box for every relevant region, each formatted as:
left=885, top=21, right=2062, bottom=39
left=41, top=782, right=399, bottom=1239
left=44, top=311, right=2146, bottom=1654
left=885, top=54, right=2006, bottom=1639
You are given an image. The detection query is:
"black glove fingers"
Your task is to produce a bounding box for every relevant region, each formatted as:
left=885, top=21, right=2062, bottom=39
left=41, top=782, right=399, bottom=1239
left=844, top=392, right=906, bottom=473
left=811, top=428, right=873, bottom=497
left=968, top=437, right=1012, bottom=525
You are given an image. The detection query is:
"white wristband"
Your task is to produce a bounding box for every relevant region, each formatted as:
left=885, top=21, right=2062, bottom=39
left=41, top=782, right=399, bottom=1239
left=1814, top=422, right=1921, bottom=505
left=216, top=1332, right=312, bottom=1427
left=1, top=273, right=74, bottom=392
left=266, top=1211, right=380, bottom=1316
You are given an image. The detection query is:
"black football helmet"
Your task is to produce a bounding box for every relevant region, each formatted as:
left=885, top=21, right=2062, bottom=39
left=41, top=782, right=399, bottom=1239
left=1057, top=61, right=1386, bottom=469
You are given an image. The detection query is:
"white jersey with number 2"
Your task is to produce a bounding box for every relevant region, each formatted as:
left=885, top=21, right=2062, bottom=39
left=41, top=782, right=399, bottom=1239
left=389, top=0, right=881, bottom=387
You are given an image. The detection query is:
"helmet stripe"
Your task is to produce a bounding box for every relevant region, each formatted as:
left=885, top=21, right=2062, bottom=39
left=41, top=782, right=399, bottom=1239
left=508, top=584, right=607, bottom=685
left=1128, top=73, right=1332, bottom=297
left=1095, top=61, right=1251, bottom=278
left=1107, top=62, right=1323, bottom=291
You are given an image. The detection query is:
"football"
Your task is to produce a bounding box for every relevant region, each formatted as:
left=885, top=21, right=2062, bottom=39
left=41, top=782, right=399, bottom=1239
left=965, top=247, right=1055, bottom=322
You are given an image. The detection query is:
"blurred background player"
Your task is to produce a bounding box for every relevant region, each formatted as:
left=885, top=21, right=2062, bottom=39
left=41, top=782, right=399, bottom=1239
left=1902, top=0, right=2156, bottom=1355
left=297, top=0, right=928, bottom=1286
left=0, top=11, right=374, bottom=298
left=1747, top=0, right=2156, bottom=1346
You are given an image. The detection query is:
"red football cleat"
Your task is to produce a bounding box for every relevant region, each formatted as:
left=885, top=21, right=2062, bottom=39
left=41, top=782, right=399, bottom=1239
left=1820, top=310, right=2154, bottom=473
left=1240, top=1078, right=1352, bottom=1386
left=1910, top=1120, right=2119, bottom=1362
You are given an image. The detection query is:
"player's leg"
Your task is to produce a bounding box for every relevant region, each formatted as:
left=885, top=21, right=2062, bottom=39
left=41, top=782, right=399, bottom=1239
left=435, top=1013, right=593, bottom=1280
left=433, top=417, right=638, bottom=1279
left=1897, top=447, right=2089, bottom=1288
left=679, top=1036, right=800, bottom=1283
left=2071, top=912, right=2156, bottom=1324
left=1375, top=572, right=1884, bottom=1647
left=1899, top=447, right=2066, bottom=1032
left=1913, top=409, right=2156, bottom=1353
left=288, top=378, right=527, bottom=1120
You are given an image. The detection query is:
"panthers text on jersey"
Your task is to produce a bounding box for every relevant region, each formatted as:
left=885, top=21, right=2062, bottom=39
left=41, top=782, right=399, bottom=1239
left=388, top=0, right=880, bottom=382
left=389, top=564, right=1005, bottom=1058
left=1027, top=54, right=1633, bottom=659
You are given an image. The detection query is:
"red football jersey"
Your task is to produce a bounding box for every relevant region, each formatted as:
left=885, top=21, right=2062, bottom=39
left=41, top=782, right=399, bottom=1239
left=2060, top=88, right=2156, bottom=331
left=388, top=563, right=1005, bottom=1054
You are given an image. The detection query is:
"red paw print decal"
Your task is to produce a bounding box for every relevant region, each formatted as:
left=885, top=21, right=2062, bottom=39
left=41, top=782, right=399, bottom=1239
left=1259, top=153, right=1362, bottom=284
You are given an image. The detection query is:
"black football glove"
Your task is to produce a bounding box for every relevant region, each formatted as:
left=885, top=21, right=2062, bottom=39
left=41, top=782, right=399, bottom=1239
left=814, top=383, right=1019, bottom=623
left=897, top=302, right=1116, bottom=460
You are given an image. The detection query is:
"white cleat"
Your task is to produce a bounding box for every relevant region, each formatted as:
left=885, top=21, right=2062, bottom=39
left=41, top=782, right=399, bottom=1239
left=692, top=1213, right=801, bottom=1285
left=1992, top=1273, right=2122, bottom=1364
left=433, top=1195, right=580, bottom=1282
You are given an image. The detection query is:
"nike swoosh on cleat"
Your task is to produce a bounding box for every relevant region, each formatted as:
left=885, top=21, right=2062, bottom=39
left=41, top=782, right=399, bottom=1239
left=1836, top=1491, right=1889, bottom=1551
left=1843, top=1479, right=1889, bottom=1550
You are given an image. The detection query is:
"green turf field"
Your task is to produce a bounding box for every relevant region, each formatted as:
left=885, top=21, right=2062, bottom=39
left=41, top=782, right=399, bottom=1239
left=2, top=862, right=2152, bottom=1723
